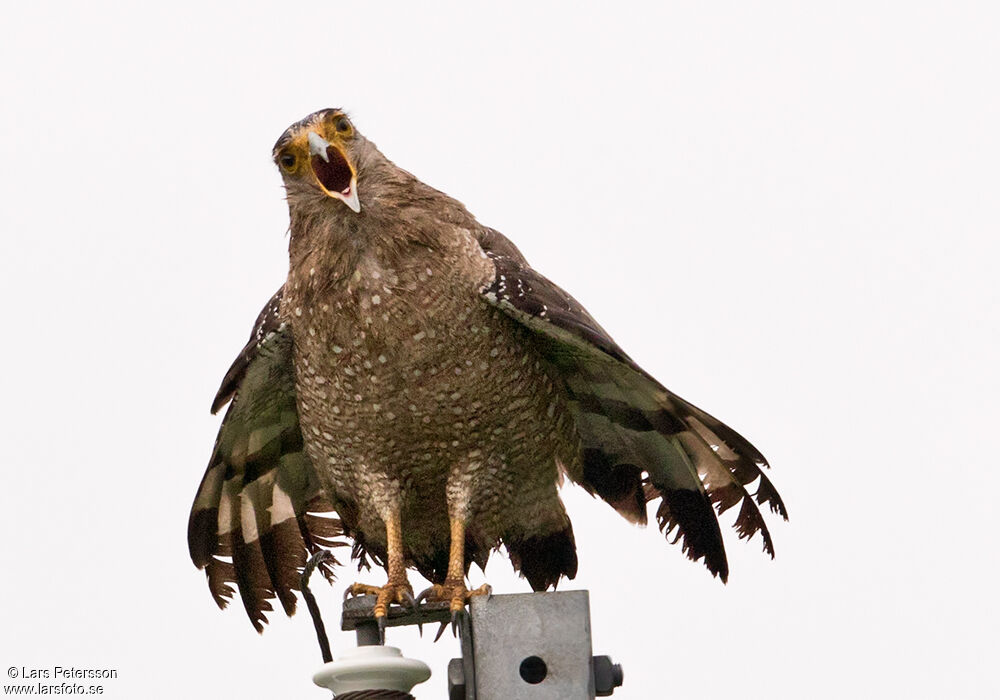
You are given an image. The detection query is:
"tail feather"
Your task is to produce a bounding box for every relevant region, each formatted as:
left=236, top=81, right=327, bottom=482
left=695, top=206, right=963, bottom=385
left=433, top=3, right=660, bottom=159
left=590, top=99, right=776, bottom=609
left=506, top=524, right=579, bottom=591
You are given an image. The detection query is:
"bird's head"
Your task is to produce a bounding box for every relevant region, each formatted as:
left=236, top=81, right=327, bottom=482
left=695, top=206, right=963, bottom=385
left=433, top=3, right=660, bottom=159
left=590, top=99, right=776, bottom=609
left=272, top=108, right=363, bottom=214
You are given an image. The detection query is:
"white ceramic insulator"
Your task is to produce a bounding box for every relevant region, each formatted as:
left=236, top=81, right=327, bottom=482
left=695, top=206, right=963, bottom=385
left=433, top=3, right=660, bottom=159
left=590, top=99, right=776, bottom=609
left=312, top=646, right=432, bottom=695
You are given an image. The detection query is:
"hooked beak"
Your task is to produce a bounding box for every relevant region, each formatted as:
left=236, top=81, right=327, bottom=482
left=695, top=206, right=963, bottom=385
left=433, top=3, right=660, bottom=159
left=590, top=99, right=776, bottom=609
left=307, top=131, right=361, bottom=213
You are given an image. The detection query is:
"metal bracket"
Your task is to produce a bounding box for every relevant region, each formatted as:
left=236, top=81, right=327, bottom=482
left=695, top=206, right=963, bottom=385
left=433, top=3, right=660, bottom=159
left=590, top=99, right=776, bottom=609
left=452, top=591, right=623, bottom=699
left=338, top=591, right=623, bottom=699
left=342, top=595, right=453, bottom=646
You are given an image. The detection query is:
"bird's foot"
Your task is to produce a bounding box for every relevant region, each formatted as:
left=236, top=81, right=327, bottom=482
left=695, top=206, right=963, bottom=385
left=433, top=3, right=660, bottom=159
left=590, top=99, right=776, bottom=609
left=416, top=580, right=492, bottom=612
left=416, top=579, right=492, bottom=639
left=344, top=580, right=416, bottom=638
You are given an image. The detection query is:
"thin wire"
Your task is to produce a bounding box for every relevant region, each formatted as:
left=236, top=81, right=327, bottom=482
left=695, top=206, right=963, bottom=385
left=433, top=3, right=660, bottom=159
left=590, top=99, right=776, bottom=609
left=301, top=550, right=336, bottom=663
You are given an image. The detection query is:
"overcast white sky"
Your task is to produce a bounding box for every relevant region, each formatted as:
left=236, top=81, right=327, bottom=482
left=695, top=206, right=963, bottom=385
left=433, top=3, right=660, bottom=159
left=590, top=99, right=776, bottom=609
left=2, top=2, right=998, bottom=698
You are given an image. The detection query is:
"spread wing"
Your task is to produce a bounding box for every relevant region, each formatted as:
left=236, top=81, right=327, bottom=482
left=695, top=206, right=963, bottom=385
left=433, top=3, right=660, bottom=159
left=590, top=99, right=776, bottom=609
left=476, top=228, right=787, bottom=581
left=188, top=287, right=346, bottom=631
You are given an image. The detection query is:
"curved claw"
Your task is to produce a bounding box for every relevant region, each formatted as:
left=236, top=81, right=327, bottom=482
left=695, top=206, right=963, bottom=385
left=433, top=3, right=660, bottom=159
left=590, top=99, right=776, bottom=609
left=414, top=585, right=436, bottom=606
left=451, top=609, right=464, bottom=638
left=377, top=614, right=387, bottom=645
left=433, top=620, right=449, bottom=643
left=402, top=590, right=418, bottom=609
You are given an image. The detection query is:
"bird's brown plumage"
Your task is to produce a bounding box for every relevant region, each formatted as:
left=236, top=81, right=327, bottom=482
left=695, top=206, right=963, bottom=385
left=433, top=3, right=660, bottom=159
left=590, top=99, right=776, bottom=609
left=188, top=108, right=787, bottom=629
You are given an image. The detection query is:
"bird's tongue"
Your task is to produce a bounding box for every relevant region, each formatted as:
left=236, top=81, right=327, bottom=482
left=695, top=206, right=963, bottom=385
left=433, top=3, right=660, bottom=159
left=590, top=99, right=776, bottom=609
left=312, top=146, right=353, bottom=195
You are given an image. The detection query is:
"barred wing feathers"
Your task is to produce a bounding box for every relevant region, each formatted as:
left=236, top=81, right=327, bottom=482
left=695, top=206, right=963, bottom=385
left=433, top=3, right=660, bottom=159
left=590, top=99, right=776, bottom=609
left=476, top=229, right=786, bottom=581
left=188, top=287, right=345, bottom=631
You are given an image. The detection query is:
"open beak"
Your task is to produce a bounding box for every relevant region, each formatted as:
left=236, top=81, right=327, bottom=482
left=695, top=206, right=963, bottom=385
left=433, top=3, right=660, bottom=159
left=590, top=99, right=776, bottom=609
left=307, top=131, right=361, bottom=213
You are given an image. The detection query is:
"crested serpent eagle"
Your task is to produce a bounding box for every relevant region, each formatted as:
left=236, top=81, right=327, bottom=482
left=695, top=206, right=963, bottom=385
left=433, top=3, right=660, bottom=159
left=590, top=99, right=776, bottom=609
left=188, top=108, right=787, bottom=632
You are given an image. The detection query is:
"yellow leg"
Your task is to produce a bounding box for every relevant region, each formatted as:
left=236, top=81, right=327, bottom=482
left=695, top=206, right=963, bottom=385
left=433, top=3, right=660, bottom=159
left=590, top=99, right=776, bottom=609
left=344, top=509, right=414, bottom=624
left=417, top=517, right=491, bottom=614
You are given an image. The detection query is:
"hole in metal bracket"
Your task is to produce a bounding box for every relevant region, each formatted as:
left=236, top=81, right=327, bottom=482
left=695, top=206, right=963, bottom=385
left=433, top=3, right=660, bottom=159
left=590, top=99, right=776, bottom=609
left=519, top=656, right=547, bottom=684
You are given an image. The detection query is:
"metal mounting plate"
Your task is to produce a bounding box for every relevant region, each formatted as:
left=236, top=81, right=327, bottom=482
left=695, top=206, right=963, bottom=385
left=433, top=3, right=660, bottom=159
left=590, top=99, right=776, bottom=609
left=468, top=591, right=595, bottom=699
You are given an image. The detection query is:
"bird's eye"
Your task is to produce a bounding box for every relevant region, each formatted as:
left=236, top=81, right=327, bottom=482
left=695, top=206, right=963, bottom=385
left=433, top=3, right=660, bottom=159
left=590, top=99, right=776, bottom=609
left=335, top=117, right=351, bottom=134
left=279, top=152, right=297, bottom=170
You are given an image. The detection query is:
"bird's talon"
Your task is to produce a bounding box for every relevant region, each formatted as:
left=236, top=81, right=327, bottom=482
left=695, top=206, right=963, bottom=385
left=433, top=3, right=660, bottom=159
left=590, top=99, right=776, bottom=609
left=419, top=579, right=491, bottom=618
left=414, top=585, right=437, bottom=606
left=433, top=621, right=449, bottom=643
left=450, top=609, right=463, bottom=637
left=344, top=580, right=414, bottom=624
